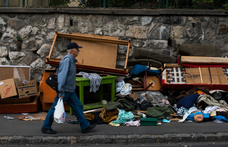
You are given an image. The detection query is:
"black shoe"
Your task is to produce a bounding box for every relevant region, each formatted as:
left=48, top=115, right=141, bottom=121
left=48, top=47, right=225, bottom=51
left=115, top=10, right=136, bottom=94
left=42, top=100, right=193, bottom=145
left=81, top=124, right=96, bottom=133
left=41, top=127, right=57, bottom=134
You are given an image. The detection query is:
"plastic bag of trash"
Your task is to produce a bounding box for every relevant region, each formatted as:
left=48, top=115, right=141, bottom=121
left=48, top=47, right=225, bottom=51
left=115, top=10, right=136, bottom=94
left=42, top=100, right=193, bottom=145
left=54, top=98, right=66, bottom=123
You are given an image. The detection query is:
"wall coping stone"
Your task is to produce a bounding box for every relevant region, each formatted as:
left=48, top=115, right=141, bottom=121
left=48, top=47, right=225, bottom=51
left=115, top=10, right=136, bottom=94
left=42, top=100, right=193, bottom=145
left=0, top=8, right=228, bottom=16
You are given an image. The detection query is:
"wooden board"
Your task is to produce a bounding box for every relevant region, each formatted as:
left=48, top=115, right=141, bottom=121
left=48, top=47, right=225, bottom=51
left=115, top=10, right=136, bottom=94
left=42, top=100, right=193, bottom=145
left=0, top=95, right=39, bottom=114
left=184, top=67, right=228, bottom=84
left=72, top=33, right=118, bottom=68
left=181, top=56, right=228, bottom=64
left=0, top=96, right=32, bottom=104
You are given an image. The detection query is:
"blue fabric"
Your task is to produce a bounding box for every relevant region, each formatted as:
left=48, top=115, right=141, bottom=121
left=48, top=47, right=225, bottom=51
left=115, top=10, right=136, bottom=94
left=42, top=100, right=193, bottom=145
left=130, top=64, right=160, bottom=77
left=177, top=93, right=199, bottom=109
left=112, top=109, right=134, bottom=125
left=213, top=115, right=228, bottom=122
left=187, top=112, right=210, bottom=121
left=57, top=54, right=78, bottom=98
left=43, top=92, right=90, bottom=130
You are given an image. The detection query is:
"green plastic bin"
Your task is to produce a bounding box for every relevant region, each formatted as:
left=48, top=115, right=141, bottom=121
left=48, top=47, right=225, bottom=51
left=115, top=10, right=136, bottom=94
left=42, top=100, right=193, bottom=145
left=140, top=118, right=157, bottom=126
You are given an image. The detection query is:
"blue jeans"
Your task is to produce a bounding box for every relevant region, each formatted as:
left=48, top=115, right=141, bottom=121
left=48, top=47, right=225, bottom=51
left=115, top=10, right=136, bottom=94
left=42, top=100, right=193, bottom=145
left=42, top=92, right=90, bottom=130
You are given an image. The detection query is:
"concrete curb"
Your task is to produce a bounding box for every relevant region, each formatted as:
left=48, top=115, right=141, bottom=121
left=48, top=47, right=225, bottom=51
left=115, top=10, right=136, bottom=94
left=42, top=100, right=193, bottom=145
left=1, top=133, right=228, bottom=145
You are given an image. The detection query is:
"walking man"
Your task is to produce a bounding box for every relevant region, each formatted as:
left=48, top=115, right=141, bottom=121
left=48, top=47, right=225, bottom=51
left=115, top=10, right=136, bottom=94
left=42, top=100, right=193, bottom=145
left=41, top=42, right=96, bottom=134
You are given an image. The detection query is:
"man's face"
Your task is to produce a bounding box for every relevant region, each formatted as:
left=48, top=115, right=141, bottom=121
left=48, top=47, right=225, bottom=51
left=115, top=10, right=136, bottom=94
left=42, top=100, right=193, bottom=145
left=70, top=48, right=80, bottom=58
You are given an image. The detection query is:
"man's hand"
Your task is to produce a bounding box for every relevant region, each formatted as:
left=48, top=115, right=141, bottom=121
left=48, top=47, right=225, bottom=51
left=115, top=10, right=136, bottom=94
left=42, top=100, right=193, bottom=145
left=59, top=96, right=64, bottom=99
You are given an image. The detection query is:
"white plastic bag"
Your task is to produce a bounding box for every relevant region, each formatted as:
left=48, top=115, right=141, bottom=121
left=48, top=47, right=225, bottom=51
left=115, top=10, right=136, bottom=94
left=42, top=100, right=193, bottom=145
left=120, top=83, right=132, bottom=96
left=54, top=98, right=66, bottom=123
left=116, top=80, right=125, bottom=93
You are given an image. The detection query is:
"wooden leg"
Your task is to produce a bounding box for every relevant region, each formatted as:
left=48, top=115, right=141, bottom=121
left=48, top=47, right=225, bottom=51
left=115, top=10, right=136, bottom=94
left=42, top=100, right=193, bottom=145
left=100, top=84, right=103, bottom=102
left=111, top=78, right=115, bottom=102
left=79, top=82, right=84, bottom=109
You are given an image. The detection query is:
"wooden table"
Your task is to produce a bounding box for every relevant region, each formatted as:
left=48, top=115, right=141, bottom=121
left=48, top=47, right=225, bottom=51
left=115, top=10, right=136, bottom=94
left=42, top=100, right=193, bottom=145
left=70, top=75, right=116, bottom=114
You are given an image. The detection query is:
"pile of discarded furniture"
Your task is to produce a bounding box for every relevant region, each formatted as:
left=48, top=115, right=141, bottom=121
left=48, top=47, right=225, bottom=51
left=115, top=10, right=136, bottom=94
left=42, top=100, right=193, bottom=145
left=2, top=31, right=228, bottom=126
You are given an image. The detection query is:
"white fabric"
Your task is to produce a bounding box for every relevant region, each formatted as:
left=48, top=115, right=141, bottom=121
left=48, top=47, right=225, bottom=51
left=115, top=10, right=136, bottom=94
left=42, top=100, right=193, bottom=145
left=115, top=80, right=132, bottom=96
left=120, top=83, right=132, bottom=95
left=178, top=107, right=199, bottom=123
left=78, top=72, right=102, bottom=93
left=125, top=119, right=141, bottom=127
left=203, top=106, right=220, bottom=114
left=116, top=80, right=125, bottom=93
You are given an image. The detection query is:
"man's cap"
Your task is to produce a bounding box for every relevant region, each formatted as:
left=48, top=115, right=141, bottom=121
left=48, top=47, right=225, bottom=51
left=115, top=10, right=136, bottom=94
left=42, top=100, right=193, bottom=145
left=67, top=42, right=82, bottom=50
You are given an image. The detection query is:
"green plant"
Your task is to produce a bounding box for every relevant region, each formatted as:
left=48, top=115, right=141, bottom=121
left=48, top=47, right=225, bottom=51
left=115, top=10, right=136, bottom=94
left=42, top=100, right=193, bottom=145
left=192, top=0, right=213, bottom=4
left=223, top=0, right=228, bottom=9
left=16, top=35, right=22, bottom=42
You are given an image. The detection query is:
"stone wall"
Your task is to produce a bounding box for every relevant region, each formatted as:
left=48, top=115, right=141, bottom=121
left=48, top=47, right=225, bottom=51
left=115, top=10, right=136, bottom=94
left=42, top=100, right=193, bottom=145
left=0, top=8, right=228, bottom=81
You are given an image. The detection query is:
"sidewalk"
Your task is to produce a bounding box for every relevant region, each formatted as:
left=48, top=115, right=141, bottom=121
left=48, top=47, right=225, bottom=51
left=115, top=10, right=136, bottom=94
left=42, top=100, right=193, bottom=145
left=1, top=112, right=228, bottom=145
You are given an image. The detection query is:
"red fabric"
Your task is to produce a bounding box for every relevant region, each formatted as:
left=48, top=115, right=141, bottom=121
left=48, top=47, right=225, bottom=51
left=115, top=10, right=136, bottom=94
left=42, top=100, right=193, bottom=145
left=181, top=64, right=228, bottom=68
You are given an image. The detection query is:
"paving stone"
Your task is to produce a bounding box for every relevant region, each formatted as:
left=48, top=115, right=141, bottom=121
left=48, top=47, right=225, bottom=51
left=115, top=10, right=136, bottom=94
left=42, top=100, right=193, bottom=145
left=128, top=134, right=140, bottom=144
left=70, top=136, right=78, bottom=144
left=179, top=133, right=192, bottom=142
left=8, top=136, right=23, bottom=144
left=217, top=133, right=228, bottom=141
left=116, top=135, right=128, bottom=144
left=164, top=134, right=180, bottom=143
left=20, top=136, right=30, bottom=144
left=153, top=135, right=166, bottom=143
left=0, top=136, right=9, bottom=145
left=88, top=135, right=105, bottom=144
left=192, top=133, right=206, bottom=142
left=30, top=136, right=42, bottom=144
left=138, top=135, right=154, bottom=143
left=205, top=134, right=218, bottom=142
left=77, top=136, right=92, bottom=144
left=104, top=135, right=116, bottom=144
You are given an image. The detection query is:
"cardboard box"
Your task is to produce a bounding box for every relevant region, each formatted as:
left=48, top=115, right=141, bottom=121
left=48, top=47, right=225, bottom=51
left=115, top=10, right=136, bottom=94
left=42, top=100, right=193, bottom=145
left=0, top=65, right=30, bottom=85
left=140, top=118, right=157, bottom=126
left=0, top=78, right=20, bottom=99
left=17, top=80, right=38, bottom=98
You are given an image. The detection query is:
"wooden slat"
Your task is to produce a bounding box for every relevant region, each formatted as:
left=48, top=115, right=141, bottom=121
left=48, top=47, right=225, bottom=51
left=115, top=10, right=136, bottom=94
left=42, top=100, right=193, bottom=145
left=181, top=56, right=228, bottom=64
left=57, top=32, right=132, bottom=46
left=47, top=33, right=57, bottom=59
left=124, top=40, right=131, bottom=69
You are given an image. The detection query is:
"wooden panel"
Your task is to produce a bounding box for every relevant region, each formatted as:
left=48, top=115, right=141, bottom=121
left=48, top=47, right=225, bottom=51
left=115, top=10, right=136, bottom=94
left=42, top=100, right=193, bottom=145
left=181, top=56, right=228, bottom=64
left=40, top=71, right=57, bottom=103
left=0, top=97, right=31, bottom=104
left=211, top=75, right=220, bottom=84
left=201, top=67, right=210, bottom=84
left=202, top=74, right=211, bottom=84
left=72, top=33, right=118, bottom=68
left=0, top=95, right=39, bottom=114
left=185, top=68, right=194, bottom=84
left=210, top=67, right=218, bottom=75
